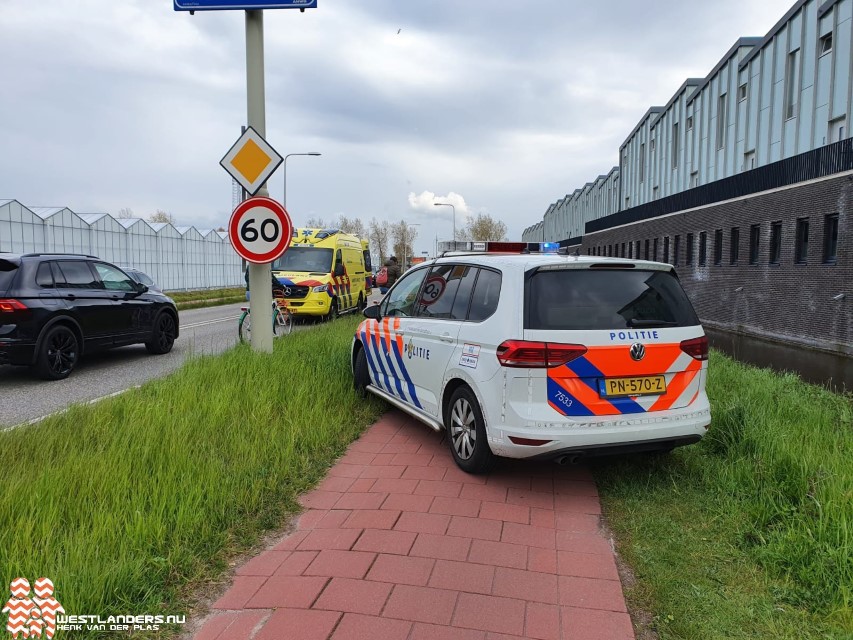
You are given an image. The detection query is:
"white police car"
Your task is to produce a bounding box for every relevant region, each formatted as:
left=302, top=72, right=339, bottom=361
left=352, top=242, right=711, bottom=474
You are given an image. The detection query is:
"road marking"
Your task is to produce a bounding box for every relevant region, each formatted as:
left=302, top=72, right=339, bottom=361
left=182, top=315, right=242, bottom=330
left=4, top=386, right=142, bottom=432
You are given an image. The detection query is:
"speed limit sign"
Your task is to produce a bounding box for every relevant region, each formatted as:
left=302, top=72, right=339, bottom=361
left=228, top=196, right=293, bottom=264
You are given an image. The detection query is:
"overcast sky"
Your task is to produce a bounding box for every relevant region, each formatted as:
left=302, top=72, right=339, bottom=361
left=1, top=0, right=793, bottom=256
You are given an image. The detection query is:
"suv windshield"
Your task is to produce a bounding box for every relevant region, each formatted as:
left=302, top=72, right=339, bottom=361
left=526, top=268, right=699, bottom=330
left=273, top=247, right=333, bottom=273
left=0, top=259, right=19, bottom=294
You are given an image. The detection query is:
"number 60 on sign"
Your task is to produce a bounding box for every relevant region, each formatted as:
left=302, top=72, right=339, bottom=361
left=228, top=196, right=293, bottom=264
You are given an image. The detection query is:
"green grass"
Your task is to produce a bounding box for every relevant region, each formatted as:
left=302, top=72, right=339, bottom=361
left=167, top=287, right=246, bottom=310
left=595, top=351, right=853, bottom=639
left=0, top=316, right=383, bottom=636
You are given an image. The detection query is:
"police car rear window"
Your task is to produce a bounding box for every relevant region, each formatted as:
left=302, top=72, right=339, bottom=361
left=525, top=268, right=699, bottom=330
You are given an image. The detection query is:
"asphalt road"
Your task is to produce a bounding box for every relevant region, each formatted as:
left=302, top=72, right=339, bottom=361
left=1, top=292, right=385, bottom=429
left=1, top=303, right=258, bottom=429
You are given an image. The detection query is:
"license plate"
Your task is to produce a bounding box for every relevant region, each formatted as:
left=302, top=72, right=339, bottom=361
left=601, top=375, right=666, bottom=397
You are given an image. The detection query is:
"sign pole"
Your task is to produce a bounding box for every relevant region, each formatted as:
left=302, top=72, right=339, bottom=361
left=245, top=9, right=274, bottom=353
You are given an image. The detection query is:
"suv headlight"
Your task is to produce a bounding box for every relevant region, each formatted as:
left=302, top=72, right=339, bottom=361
left=312, top=284, right=328, bottom=293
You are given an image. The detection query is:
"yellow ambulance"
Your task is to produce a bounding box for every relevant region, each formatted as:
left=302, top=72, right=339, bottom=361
left=271, top=228, right=369, bottom=320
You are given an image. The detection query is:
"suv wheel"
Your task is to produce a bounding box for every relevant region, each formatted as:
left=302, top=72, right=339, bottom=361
left=35, top=325, right=79, bottom=380
left=445, top=386, right=495, bottom=474
left=146, top=312, right=176, bottom=355
left=353, top=347, right=370, bottom=398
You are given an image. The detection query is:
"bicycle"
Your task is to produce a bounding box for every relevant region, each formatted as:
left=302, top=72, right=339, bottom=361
left=238, top=289, right=293, bottom=343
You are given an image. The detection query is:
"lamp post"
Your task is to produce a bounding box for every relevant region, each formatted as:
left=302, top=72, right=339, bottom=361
left=282, top=152, right=321, bottom=209
left=433, top=202, right=456, bottom=246
left=402, top=223, right=420, bottom=270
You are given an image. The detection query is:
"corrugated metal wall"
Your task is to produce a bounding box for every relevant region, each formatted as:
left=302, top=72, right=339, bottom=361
left=0, top=201, right=243, bottom=290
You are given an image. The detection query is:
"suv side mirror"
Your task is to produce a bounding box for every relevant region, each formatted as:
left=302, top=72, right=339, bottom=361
left=363, top=304, right=381, bottom=320
left=136, top=283, right=149, bottom=295
left=334, top=264, right=345, bottom=277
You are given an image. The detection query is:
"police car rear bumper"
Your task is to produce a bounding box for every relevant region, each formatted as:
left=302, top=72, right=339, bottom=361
left=486, top=405, right=711, bottom=460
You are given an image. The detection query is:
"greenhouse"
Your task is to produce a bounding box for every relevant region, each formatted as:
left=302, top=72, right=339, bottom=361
left=0, top=200, right=243, bottom=290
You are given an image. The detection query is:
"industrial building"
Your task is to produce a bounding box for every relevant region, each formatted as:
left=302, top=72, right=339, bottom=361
left=0, top=200, right=242, bottom=291
left=523, top=0, right=851, bottom=356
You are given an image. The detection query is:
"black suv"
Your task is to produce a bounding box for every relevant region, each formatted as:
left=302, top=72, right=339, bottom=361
left=0, top=253, right=179, bottom=380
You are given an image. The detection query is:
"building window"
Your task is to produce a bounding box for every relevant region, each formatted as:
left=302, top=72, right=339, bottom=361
left=673, top=235, right=680, bottom=266
left=769, top=221, right=782, bottom=264
left=738, top=83, right=747, bottom=101
left=686, top=116, right=694, bottom=131
left=730, top=227, right=740, bottom=264
left=640, top=143, right=645, bottom=183
left=663, top=236, right=670, bottom=263
left=820, top=32, right=833, bottom=56
left=749, top=224, right=760, bottom=264
left=690, top=171, right=699, bottom=188
left=628, top=241, right=633, bottom=259
left=785, top=49, right=801, bottom=119
left=795, top=217, right=809, bottom=264
left=672, top=122, right=679, bottom=169
left=716, top=93, right=727, bottom=149
left=635, top=240, right=641, bottom=259
left=829, top=117, right=846, bottom=143
left=644, top=239, right=650, bottom=260
left=621, top=242, right=626, bottom=257
left=699, top=232, right=707, bottom=266
left=744, top=150, right=756, bottom=171
left=686, top=233, right=694, bottom=265
left=714, top=229, right=723, bottom=265
left=653, top=238, right=659, bottom=261
left=824, top=213, right=839, bottom=263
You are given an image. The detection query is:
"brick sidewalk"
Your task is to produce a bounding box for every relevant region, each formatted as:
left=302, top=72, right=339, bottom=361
left=193, top=411, right=635, bottom=640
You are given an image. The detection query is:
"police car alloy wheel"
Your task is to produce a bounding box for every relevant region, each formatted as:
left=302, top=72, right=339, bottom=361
left=446, top=386, right=495, bottom=474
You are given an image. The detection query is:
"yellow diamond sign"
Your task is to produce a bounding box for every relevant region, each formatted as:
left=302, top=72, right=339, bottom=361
left=221, top=126, right=283, bottom=196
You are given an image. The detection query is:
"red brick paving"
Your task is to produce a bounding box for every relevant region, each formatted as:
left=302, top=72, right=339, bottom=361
left=193, top=411, right=636, bottom=639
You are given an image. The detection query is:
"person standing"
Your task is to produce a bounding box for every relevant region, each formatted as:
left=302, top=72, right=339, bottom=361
left=386, top=256, right=401, bottom=288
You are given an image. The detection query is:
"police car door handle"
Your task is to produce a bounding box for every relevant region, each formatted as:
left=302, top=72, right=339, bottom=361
left=440, top=333, right=455, bottom=343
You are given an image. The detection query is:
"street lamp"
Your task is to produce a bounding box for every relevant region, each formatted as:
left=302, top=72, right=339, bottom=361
left=433, top=202, right=456, bottom=245
left=282, top=152, right=321, bottom=209
left=402, top=223, right=420, bottom=270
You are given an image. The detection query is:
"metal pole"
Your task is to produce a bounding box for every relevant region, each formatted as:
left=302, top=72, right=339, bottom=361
left=245, top=9, right=274, bottom=353
left=282, top=155, right=288, bottom=209
left=452, top=204, right=456, bottom=244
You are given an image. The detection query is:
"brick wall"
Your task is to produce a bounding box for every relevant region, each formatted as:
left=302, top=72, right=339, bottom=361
left=580, top=173, right=852, bottom=355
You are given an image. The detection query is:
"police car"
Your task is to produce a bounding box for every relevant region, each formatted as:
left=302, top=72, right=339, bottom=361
left=351, top=242, right=711, bottom=474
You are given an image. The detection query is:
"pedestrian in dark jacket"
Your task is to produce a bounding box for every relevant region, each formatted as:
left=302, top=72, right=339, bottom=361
left=386, top=256, right=401, bottom=288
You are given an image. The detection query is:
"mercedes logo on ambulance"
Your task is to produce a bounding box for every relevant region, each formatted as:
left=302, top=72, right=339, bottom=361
left=629, top=342, right=646, bottom=361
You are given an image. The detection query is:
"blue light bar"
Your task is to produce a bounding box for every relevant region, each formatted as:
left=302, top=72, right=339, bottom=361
left=540, top=242, right=559, bottom=253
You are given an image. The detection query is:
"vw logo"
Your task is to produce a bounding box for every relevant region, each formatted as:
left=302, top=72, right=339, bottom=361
left=629, top=342, right=645, bottom=361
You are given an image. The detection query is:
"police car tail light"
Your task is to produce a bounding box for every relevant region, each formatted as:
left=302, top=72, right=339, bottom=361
left=680, top=336, right=708, bottom=361
left=496, top=340, right=587, bottom=368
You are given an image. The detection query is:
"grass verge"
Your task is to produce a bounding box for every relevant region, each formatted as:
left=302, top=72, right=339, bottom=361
left=0, top=316, right=383, bottom=636
left=168, top=287, right=246, bottom=311
left=595, top=351, right=853, bottom=639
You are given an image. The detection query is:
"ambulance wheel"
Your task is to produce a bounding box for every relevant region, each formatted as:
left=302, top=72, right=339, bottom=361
left=325, top=298, right=339, bottom=322
left=357, top=293, right=366, bottom=312
left=445, top=386, right=495, bottom=475
left=353, top=347, right=370, bottom=398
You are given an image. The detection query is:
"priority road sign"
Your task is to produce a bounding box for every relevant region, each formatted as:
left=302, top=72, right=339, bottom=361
left=229, top=196, right=293, bottom=264
left=221, top=126, right=283, bottom=197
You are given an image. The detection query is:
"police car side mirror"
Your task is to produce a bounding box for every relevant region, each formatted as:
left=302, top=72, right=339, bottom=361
left=363, top=304, right=381, bottom=320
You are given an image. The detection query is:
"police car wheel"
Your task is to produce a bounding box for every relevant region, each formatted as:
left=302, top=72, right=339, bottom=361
left=353, top=347, right=370, bottom=398
left=445, top=386, right=495, bottom=474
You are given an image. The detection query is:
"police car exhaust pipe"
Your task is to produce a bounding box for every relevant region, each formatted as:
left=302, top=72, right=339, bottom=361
left=366, top=385, right=444, bottom=432
left=555, top=454, right=583, bottom=466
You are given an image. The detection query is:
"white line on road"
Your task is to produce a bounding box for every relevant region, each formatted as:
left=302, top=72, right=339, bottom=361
left=181, top=315, right=242, bottom=330
left=5, top=385, right=142, bottom=432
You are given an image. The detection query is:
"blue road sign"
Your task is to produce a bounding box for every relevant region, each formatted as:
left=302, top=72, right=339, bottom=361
left=174, top=0, right=316, bottom=10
